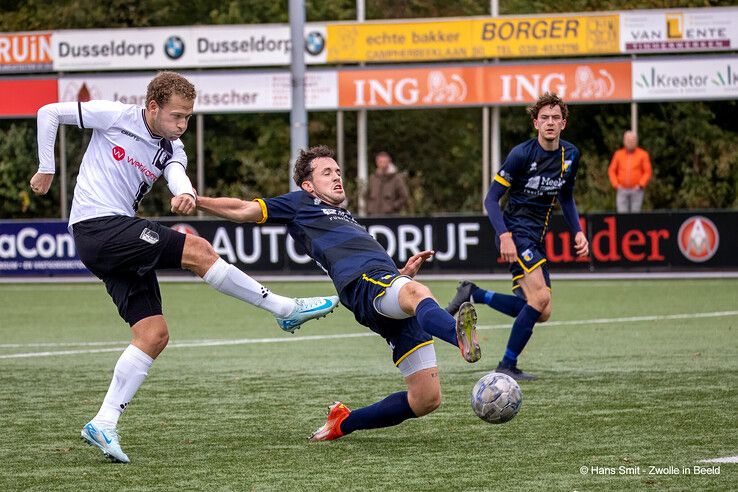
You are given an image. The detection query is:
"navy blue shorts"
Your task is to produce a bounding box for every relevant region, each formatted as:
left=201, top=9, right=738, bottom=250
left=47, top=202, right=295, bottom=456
left=73, top=216, right=186, bottom=326
left=496, top=232, right=551, bottom=299
left=339, top=269, right=433, bottom=366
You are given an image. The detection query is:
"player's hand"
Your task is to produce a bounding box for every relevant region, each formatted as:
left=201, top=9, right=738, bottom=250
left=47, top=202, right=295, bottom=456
left=574, top=231, right=589, bottom=257
left=399, top=249, right=434, bottom=278
left=499, top=233, right=517, bottom=263
left=30, top=172, right=54, bottom=195
left=171, top=193, right=196, bottom=215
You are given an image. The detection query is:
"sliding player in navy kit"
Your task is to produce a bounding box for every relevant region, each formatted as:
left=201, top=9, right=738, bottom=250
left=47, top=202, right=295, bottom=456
left=197, top=145, right=481, bottom=441
left=447, top=93, right=589, bottom=381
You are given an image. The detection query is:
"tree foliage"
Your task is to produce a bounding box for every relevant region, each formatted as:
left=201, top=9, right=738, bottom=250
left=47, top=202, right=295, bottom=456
left=1, top=0, right=736, bottom=218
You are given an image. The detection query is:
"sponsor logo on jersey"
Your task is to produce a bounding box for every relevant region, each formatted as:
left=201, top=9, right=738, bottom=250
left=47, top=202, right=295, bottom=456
left=112, top=146, right=126, bottom=161
left=677, top=216, right=719, bottom=263
left=139, top=228, right=160, bottom=245
left=164, top=35, right=185, bottom=60
left=524, top=175, right=540, bottom=190
left=120, top=129, right=141, bottom=141
left=170, top=223, right=200, bottom=236
left=529, top=162, right=537, bottom=172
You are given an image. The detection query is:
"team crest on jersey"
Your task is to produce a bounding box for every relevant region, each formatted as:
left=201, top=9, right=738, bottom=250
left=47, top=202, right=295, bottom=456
left=153, top=149, right=173, bottom=170
left=563, top=160, right=572, bottom=173
left=521, top=249, right=533, bottom=262
left=139, top=228, right=160, bottom=245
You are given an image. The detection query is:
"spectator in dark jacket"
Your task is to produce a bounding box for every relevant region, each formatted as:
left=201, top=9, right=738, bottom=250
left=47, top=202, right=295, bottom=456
left=365, top=151, right=410, bottom=216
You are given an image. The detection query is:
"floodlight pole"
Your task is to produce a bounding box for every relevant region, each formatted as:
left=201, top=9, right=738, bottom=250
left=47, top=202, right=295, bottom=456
left=289, top=0, right=308, bottom=192
left=485, top=0, right=501, bottom=212
left=356, top=0, right=368, bottom=215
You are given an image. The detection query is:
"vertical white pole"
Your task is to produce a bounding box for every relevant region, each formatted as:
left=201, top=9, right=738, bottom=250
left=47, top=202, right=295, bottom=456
left=289, top=0, right=308, bottom=192
left=356, top=0, right=368, bottom=215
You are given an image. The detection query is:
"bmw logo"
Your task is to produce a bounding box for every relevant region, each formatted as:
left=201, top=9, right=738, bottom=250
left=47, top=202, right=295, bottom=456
left=305, top=31, right=325, bottom=56
left=164, top=35, right=185, bottom=60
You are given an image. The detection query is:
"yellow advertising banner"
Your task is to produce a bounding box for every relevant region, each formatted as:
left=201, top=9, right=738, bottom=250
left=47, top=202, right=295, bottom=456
left=327, top=15, right=619, bottom=63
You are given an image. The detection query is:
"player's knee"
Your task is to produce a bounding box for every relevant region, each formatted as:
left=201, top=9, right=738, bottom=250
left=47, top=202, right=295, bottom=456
left=183, top=235, right=218, bottom=272
left=528, top=290, right=551, bottom=314
left=538, top=305, right=552, bottom=323
left=413, top=389, right=442, bottom=417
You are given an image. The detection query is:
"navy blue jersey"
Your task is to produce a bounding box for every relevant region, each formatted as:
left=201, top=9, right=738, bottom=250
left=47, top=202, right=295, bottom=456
left=494, top=138, right=580, bottom=242
left=257, top=191, right=398, bottom=293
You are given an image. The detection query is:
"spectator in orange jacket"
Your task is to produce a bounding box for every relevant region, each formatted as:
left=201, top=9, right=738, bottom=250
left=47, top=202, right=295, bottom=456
left=608, top=131, right=652, bottom=213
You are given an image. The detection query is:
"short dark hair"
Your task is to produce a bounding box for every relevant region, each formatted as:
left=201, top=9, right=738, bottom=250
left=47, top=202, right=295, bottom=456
left=293, top=145, right=336, bottom=186
left=527, top=92, right=569, bottom=120
left=375, top=151, right=390, bottom=159
left=145, top=71, right=196, bottom=108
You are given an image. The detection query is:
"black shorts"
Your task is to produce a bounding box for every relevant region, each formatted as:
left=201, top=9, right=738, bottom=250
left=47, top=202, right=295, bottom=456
left=72, top=216, right=186, bottom=326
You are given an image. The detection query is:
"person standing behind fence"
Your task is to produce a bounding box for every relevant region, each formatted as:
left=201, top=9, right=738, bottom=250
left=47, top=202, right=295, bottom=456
left=608, top=131, right=652, bottom=213
left=365, top=151, right=410, bottom=216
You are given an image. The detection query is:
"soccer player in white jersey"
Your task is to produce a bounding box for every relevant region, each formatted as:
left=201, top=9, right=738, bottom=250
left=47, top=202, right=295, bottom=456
left=30, top=71, right=338, bottom=463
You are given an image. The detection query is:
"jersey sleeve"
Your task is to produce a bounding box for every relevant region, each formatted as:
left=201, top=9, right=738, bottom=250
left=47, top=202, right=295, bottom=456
left=257, top=192, right=302, bottom=225
left=494, top=145, right=527, bottom=188
left=78, top=100, right=127, bottom=131
left=168, top=140, right=188, bottom=170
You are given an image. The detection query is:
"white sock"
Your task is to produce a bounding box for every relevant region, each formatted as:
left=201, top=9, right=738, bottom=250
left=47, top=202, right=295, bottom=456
left=92, top=344, right=153, bottom=428
left=202, top=258, right=295, bottom=317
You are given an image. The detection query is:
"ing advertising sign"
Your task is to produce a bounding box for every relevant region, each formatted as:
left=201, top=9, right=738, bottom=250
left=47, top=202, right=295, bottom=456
left=338, top=61, right=631, bottom=109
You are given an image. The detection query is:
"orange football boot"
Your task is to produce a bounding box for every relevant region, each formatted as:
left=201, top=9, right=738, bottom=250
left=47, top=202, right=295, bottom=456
left=308, top=402, right=351, bottom=441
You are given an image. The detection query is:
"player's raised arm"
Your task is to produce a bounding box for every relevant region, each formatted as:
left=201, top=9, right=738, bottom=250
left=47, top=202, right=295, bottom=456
left=196, top=195, right=264, bottom=223
left=32, top=102, right=79, bottom=194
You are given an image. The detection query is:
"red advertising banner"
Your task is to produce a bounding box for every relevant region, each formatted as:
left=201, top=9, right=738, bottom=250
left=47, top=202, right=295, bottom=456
left=338, top=60, right=631, bottom=109
left=0, top=78, right=58, bottom=117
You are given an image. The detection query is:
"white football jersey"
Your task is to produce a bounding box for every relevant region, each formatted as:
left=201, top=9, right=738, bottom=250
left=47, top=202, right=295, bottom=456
left=58, top=101, right=187, bottom=226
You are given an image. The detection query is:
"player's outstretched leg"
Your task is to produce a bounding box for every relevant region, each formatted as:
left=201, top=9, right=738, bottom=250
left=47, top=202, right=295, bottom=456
left=200, top=256, right=338, bottom=333
left=446, top=280, right=525, bottom=318
left=309, top=392, right=418, bottom=442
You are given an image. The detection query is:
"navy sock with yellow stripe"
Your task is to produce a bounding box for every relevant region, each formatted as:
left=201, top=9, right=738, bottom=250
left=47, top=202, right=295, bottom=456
left=340, top=391, right=417, bottom=435
left=415, top=297, right=458, bottom=347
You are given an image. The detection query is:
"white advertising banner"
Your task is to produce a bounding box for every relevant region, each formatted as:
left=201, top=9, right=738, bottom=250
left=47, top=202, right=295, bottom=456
left=52, top=24, right=326, bottom=71
left=632, top=57, right=738, bottom=101
left=620, top=7, right=738, bottom=53
left=58, top=70, right=338, bottom=112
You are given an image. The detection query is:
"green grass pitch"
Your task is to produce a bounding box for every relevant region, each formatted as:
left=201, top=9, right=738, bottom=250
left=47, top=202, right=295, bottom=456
left=0, top=278, right=736, bottom=490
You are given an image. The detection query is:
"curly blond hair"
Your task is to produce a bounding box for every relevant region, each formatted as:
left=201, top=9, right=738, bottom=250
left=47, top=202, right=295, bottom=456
left=145, top=71, right=196, bottom=107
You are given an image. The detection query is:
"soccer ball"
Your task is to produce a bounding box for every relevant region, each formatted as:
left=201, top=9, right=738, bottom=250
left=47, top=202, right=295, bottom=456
left=471, top=372, right=523, bottom=424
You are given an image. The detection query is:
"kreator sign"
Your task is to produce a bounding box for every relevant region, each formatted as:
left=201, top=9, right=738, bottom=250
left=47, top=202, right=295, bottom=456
left=1, top=212, right=734, bottom=276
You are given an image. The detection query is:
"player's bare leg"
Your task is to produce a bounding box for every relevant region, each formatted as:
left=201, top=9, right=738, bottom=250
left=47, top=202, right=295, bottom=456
left=81, top=315, right=169, bottom=463
left=180, top=234, right=338, bottom=332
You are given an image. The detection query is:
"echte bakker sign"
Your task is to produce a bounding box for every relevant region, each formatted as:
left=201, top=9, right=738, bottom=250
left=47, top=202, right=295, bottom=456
left=0, top=211, right=735, bottom=276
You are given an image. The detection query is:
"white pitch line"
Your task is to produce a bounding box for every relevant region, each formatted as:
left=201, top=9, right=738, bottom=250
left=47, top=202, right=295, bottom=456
left=700, top=456, right=738, bottom=463
left=1, top=310, right=737, bottom=360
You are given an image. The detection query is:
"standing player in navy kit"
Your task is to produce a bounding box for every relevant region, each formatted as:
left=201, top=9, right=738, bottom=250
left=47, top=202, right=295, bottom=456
left=30, top=72, right=338, bottom=463
left=197, top=145, right=481, bottom=441
left=447, top=93, right=589, bottom=381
